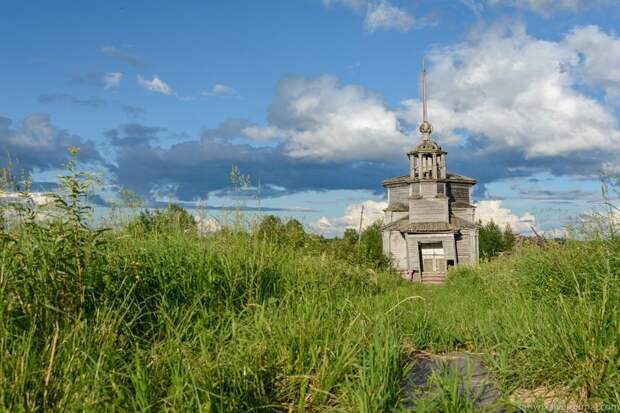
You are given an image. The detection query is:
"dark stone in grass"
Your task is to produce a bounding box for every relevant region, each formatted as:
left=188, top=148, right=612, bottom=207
left=399, top=352, right=507, bottom=412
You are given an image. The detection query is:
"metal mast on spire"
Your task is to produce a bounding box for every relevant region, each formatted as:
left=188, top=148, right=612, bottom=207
left=422, top=60, right=428, bottom=123
left=419, top=60, right=433, bottom=139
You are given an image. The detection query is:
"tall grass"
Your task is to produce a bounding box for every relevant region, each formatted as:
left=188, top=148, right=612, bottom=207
left=1, top=161, right=619, bottom=411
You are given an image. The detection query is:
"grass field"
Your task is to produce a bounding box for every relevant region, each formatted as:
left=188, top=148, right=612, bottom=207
left=1, top=169, right=618, bottom=411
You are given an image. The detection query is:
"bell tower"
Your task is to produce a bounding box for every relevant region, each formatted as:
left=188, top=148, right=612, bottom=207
left=408, top=65, right=449, bottom=224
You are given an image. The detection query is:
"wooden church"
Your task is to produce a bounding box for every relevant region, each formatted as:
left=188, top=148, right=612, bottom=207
left=382, top=69, right=479, bottom=283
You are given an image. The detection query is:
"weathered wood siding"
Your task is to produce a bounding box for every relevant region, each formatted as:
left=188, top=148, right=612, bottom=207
left=384, top=210, right=409, bottom=224
left=456, top=229, right=479, bottom=264
left=448, top=183, right=471, bottom=203
left=388, top=231, right=408, bottom=271
left=389, top=185, right=409, bottom=205
left=410, top=198, right=449, bottom=223
left=406, top=235, right=420, bottom=272
left=452, top=206, right=475, bottom=223
left=420, top=181, right=437, bottom=196
left=406, top=233, right=456, bottom=272
left=456, top=233, right=471, bottom=264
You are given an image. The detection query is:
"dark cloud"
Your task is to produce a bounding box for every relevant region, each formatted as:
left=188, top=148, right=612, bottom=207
left=105, top=123, right=166, bottom=148
left=445, top=134, right=616, bottom=199
left=38, top=93, right=106, bottom=108
left=102, top=113, right=619, bottom=203
left=0, top=113, right=102, bottom=172
left=201, top=118, right=252, bottom=143
left=101, top=45, right=145, bottom=67
left=106, top=121, right=401, bottom=201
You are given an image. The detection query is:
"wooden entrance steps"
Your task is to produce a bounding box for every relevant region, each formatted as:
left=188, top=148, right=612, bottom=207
left=421, top=272, right=446, bottom=285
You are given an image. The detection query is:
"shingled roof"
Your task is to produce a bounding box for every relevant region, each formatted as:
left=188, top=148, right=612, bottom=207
left=382, top=215, right=476, bottom=233
left=383, top=173, right=477, bottom=187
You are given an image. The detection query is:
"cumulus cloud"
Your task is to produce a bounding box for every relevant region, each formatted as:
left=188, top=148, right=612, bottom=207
left=0, top=114, right=101, bottom=172
left=103, top=72, right=123, bottom=90
left=137, top=75, right=173, bottom=95
left=241, top=125, right=285, bottom=141
left=475, top=199, right=536, bottom=232
left=194, top=215, right=222, bottom=233
left=364, top=1, right=414, bottom=32
left=253, top=75, right=408, bottom=162
left=202, top=84, right=238, bottom=97
left=105, top=117, right=401, bottom=201
left=322, top=0, right=429, bottom=32
left=565, top=25, right=620, bottom=105
left=101, top=45, right=145, bottom=67
left=312, top=199, right=387, bottom=236
left=400, top=23, right=620, bottom=185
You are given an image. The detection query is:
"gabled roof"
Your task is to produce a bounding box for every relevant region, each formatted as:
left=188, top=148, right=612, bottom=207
left=382, top=215, right=476, bottom=233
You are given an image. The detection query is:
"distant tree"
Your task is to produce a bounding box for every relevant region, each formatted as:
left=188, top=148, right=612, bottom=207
left=166, top=204, right=197, bottom=231
left=359, top=221, right=389, bottom=268
left=133, top=204, right=197, bottom=233
left=343, top=228, right=358, bottom=245
left=502, top=223, right=516, bottom=252
left=283, top=218, right=306, bottom=247
left=257, top=215, right=284, bottom=239
left=479, top=220, right=504, bottom=259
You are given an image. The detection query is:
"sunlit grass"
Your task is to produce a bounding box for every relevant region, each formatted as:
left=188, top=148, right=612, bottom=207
left=0, top=160, right=618, bottom=411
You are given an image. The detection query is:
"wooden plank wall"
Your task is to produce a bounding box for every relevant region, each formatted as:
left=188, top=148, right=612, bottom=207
left=456, top=229, right=479, bottom=264
left=453, top=207, right=475, bottom=223
left=448, top=183, right=471, bottom=203
left=410, top=198, right=449, bottom=223
left=389, top=185, right=409, bottom=205
left=407, top=233, right=457, bottom=271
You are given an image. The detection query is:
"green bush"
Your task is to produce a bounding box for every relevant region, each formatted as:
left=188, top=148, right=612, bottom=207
left=479, top=220, right=517, bottom=259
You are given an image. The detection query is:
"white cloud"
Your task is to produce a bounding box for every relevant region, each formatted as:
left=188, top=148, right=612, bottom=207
left=0, top=191, right=55, bottom=206
left=137, top=75, right=173, bottom=95
left=312, top=199, right=387, bottom=236
left=323, top=0, right=420, bottom=32
left=202, top=84, right=238, bottom=97
left=103, top=72, right=123, bottom=90
left=241, top=125, right=285, bottom=141
left=194, top=215, right=222, bottom=233
left=364, top=1, right=414, bottom=32
left=485, top=0, right=612, bottom=14
left=400, top=23, right=620, bottom=160
left=564, top=25, right=620, bottom=105
left=262, top=75, right=408, bottom=162
left=476, top=199, right=536, bottom=232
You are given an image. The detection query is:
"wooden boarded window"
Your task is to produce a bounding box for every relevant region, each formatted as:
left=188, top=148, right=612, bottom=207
left=437, top=183, right=445, bottom=195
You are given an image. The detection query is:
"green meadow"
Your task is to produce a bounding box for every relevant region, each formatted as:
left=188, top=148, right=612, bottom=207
left=1, top=164, right=618, bottom=412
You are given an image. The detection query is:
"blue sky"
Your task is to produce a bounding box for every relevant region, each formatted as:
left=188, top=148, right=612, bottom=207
left=1, top=0, right=620, bottom=235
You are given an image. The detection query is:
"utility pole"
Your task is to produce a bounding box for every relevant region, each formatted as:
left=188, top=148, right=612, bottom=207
left=357, top=205, right=364, bottom=246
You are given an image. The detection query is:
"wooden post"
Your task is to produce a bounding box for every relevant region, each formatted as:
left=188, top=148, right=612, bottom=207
left=358, top=205, right=364, bottom=246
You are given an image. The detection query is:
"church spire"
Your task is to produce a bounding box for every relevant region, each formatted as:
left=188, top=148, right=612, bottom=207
left=419, top=60, right=433, bottom=140
left=422, top=60, right=428, bottom=123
